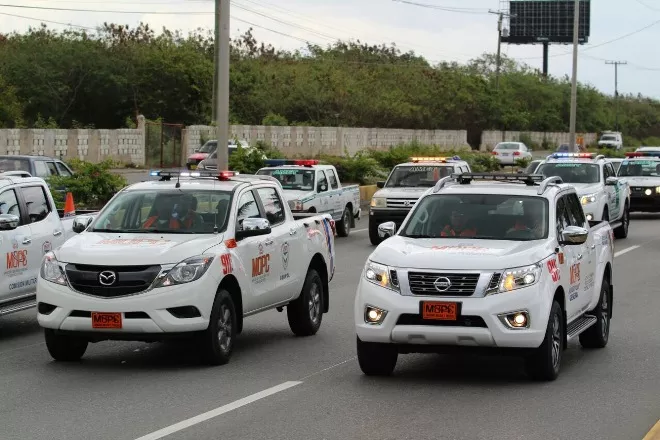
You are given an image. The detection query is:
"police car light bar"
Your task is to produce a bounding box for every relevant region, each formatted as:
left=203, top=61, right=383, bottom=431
left=410, top=156, right=461, bottom=163
left=452, top=172, right=546, bottom=186
left=625, top=151, right=660, bottom=158
left=550, top=152, right=596, bottom=159
left=149, top=170, right=239, bottom=181
left=264, top=159, right=319, bottom=167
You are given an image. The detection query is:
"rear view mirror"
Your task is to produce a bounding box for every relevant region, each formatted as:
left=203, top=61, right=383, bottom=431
left=236, top=217, right=271, bottom=240
left=558, top=226, right=588, bottom=245
left=0, top=214, right=20, bottom=231
left=72, top=215, right=93, bottom=233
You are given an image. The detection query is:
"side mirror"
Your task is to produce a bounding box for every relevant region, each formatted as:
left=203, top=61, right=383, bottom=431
left=236, top=217, right=271, bottom=240
left=193, top=148, right=200, bottom=153
left=72, top=215, right=93, bottom=233
left=517, top=169, right=524, bottom=174
left=377, top=221, right=397, bottom=239
left=376, top=181, right=385, bottom=189
left=318, top=184, right=327, bottom=192
left=0, top=214, right=20, bottom=231
left=558, top=226, right=589, bottom=245
left=605, top=177, right=618, bottom=186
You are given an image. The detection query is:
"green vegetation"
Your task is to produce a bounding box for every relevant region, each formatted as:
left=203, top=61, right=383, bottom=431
left=0, top=24, right=658, bottom=147
left=47, top=159, right=127, bottom=209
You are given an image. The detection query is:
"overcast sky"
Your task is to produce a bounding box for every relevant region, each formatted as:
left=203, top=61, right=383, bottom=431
left=1, top=0, right=659, bottom=98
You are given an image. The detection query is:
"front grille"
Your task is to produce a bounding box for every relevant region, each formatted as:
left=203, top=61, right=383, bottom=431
left=65, top=264, right=162, bottom=298
left=488, top=273, right=501, bottom=291
left=386, top=198, right=417, bottom=209
left=408, top=272, right=480, bottom=296
left=396, top=314, right=487, bottom=328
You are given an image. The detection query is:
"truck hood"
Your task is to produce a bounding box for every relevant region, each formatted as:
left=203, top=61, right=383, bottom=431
left=282, top=190, right=316, bottom=202
left=370, top=236, right=553, bottom=271
left=570, top=183, right=602, bottom=196
left=373, top=187, right=430, bottom=199
left=619, top=177, right=660, bottom=186
left=54, top=232, right=223, bottom=266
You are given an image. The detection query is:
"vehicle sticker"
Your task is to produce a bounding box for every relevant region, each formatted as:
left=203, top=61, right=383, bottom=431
left=281, top=241, right=289, bottom=270
left=557, top=252, right=565, bottom=265
left=251, top=253, right=270, bottom=283
left=554, top=163, right=582, bottom=167
left=8, top=277, right=37, bottom=291
left=220, top=253, right=233, bottom=275
left=321, top=218, right=334, bottom=274
left=307, top=228, right=322, bottom=239
left=42, top=241, right=52, bottom=254
left=430, top=245, right=498, bottom=255
left=600, top=233, right=609, bottom=246
left=583, top=273, right=594, bottom=292
left=405, top=166, right=436, bottom=172
left=270, top=169, right=298, bottom=175
left=547, top=258, right=560, bottom=282
left=570, top=263, right=580, bottom=285
left=279, top=273, right=290, bottom=281
left=5, top=248, right=28, bottom=278
left=569, top=284, right=580, bottom=301
left=94, top=238, right=171, bottom=247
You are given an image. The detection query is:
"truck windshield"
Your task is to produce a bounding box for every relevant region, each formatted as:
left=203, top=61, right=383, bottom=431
left=0, top=158, right=30, bottom=173
left=256, top=168, right=315, bottom=191
left=536, top=163, right=600, bottom=184
left=600, top=136, right=617, bottom=141
left=90, top=189, right=232, bottom=234
left=385, top=165, right=453, bottom=188
left=400, top=194, right=548, bottom=241
left=198, top=141, right=217, bottom=154
left=618, top=160, right=660, bottom=177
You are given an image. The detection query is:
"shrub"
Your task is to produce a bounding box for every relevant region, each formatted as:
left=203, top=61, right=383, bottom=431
left=320, top=150, right=386, bottom=185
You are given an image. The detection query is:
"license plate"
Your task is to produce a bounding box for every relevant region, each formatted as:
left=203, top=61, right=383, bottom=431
left=421, top=301, right=459, bottom=321
left=189, top=164, right=197, bottom=170
left=501, top=153, right=510, bottom=156
left=91, top=312, right=122, bottom=329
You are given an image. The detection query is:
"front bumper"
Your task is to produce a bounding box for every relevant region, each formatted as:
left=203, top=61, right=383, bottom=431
left=354, top=278, right=547, bottom=349
left=36, top=275, right=218, bottom=335
left=369, top=208, right=411, bottom=229
left=494, top=155, right=519, bottom=166
left=630, top=189, right=660, bottom=212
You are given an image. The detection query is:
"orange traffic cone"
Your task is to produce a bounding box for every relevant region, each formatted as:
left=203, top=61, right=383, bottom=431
left=63, top=192, right=76, bottom=217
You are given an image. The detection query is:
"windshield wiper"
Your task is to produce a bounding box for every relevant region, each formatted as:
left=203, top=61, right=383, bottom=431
left=90, top=228, right=121, bottom=233
left=123, top=229, right=197, bottom=234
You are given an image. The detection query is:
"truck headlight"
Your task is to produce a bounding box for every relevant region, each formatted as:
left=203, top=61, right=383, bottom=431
left=580, top=193, right=597, bottom=205
left=364, top=260, right=399, bottom=292
left=288, top=200, right=303, bottom=211
left=493, top=263, right=541, bottom=294
left=370, top=197, right=386, bottom=208
left=40, top=252, right=67, bottom=286
left=153, top=255, right=214, bottom=287
left=655, top=186, right=660, bottom=194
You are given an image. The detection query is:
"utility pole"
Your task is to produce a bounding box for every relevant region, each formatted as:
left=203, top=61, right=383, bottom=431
left=568, top=0, right=580, bottom=152
left=488, top=9, right=515, bottom=90
left=211, top=0, right=220, bottom=123
left=214, top=0, right=230, bottom=171
left=605, top=60, right=627, bottom=131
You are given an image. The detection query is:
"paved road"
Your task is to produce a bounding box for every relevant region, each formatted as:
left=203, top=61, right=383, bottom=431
left=1, top=217, right=659, bottom=440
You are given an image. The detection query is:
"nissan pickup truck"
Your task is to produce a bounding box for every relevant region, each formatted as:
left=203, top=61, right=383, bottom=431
left=617, top=151, right=660, bottom=212
left=36, top=170, right=336, bottom=366
left=0, top=172, right=86, bottom=317
left=256, top=160, right=360, bottom=237
left=536, top=152, right=630, bottom=239
left=368, top=156, right=472, bottom=245
left=355, top=172, right=615, bottom=381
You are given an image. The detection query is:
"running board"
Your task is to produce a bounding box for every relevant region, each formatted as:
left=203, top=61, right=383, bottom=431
left=567, top=314, right=597, bottom=341
left=0, top=297, right=37, bottom=316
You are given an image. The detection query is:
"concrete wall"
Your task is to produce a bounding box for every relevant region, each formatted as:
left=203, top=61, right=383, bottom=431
left=480, top=130, right=598, bottom=151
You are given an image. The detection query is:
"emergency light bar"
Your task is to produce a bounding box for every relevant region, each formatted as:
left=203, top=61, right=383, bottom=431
left=410, top=156, right=461, bottom=163
left=452, top=172, right=546, bottom=186
left=264, top=159, right=319, bottom=167
left=149, top=170, right=239, bottom=181
left=550, top=152, right=596, bottom=159
left=625, top=151, right=660, bottom=158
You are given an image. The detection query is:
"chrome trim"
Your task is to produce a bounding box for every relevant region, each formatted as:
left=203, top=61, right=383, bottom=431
left=497, top=309, right=531, bottom=330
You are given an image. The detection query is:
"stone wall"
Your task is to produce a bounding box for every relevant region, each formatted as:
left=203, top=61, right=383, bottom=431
left=480, top=130, right=598, bottom=151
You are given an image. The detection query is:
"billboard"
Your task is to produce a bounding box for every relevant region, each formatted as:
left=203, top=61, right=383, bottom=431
left=501, top=0, right=591, bottom=44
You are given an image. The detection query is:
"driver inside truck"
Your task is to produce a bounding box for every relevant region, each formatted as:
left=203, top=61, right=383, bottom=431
left=440, top=209, right=477, bottom=237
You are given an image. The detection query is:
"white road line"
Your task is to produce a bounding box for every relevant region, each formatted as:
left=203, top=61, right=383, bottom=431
left=133, top=381, right=302, bottom=440
left=353, top=228, right=368, bottom=233
left=614, top=245, right=641, bottom=258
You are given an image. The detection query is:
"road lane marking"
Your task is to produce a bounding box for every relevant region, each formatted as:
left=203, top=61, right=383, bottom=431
left=353, top=228, right=367, bottom=233
left=299, top=357, right=356, bottom=380
left=133, top=381, right=302, bottom=440
left=643, top=419, right=660, bottom=440
left=614, top=245, right=641, bottom=258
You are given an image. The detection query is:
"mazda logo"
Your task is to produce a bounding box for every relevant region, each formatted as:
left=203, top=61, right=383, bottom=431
left=98, top=271, right=117, bottom=286
left=433, top=277, right=452, bottom=292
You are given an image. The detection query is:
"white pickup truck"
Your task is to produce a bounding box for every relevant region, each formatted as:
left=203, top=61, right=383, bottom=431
left=0, top=172, right=82, bottom=317
left=355, top=173, right=615, bottom=381
left=617, top=151, right=660, bottom=213
left=256, top=160, right=360, bottom=237
left=36, top=170, right=336, bottom=365
left=536, top=152, right=630, bottom=239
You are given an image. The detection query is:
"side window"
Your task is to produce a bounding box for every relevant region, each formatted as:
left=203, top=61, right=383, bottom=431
left=0, top=189, right=21, bottom=221
left=325, top=169, right=338, bottom=189
left=21, top=186, right=51, bottom=223
left=46, top=162, right=58, bottom=176
left=555, top=196, right=571, bottom=236
left=55, top=162, right=73, bottom=177
left=256, top=187, right=285, bottom=226
left=317, top=171, right=328, bottom=193
left=236, top=190, right=261, bottom=230
left=603, top=164, right=612, bottom=180
left=33, top=161, right=51, bottom=179
left=565, top=193, right=587, bottom=228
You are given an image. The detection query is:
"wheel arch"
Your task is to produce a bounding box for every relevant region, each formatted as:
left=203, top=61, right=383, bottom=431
left=219, top=274, right=243, bottom=334
left=553, top=286, right=567, bottom=348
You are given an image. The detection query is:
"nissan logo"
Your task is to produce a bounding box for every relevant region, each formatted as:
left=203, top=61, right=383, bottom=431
left=433, top=277, right=452, bottom=292
left=98, top=271, right=117, bottom=286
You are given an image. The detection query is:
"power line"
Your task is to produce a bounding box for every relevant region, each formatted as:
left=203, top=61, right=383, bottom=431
left=0, top=3, right=211, bottom=14
left=392, top=0, right=490, bottom=15
left=0, top=11, right=97, bottom=30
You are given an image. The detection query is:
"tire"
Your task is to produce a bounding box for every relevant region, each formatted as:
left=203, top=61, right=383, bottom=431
left=369, top=220, right=384, bottom=246
left=45, top=329, right=88, bottom=362
left=287, top=269, right=323, bottom=336
left=579, top=277, right=611, bottom=349
left=614, top=203, right=629, bottom=239
left=356, top=337, right=398, bottom=376
left=199, top=289, right=237, bottom=366
left=336, top=207, right=352, bottom=237
left=525, top=301, right=563, bottom=381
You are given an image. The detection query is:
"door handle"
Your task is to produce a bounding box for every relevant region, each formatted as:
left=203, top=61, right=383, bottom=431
left=264, top=239, right=274, bottom=246
left=576, top=254, right=583, bottom=261
left=53, top=230, right=62, bottom=237
left=22, top=237, right=32, bottom=245
left=590, top=244, right=596, bottom=250
left=289, top=228, right=297, bottom=236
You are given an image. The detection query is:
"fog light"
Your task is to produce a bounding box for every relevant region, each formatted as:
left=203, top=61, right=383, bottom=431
left=586, top=214, right=593, bottom=221
left=498, top=310, right=530, bottom=329
left=364, top=305, right=387, bottom=325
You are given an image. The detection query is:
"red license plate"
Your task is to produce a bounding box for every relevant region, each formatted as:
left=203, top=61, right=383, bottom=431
left=421, top=301, right=459, bottom=321
left=91, top=312, right=122, bottom=329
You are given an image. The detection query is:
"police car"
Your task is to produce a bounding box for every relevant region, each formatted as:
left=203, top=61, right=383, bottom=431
left=618, top=151, right=660, bottom=213
left=536, top=153, right=630, bottom=238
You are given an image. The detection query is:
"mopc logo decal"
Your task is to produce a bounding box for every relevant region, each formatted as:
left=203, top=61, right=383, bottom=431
left=252, top=243, right=270, bottom=284
left=281, top=241, right=289, bottom=270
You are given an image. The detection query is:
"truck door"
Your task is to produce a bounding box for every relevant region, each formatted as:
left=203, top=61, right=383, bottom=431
left=324, top=169, right=342, bottom=218
left=315, top=171, right=332, bottom=216
left=564, top=192, right=596, bottom=315
left=602, top=163, right=618, bottom=220
left=0, top=188, right=36, bottom=300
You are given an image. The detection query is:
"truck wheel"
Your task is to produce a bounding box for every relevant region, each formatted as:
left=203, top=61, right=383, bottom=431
left=287, top=269, right=323, bottom=336
left=45, top=329, right=88, bottom=361
left=357, top=337, right=397, bottom=376
left=199, top=289, right=237, bottom=365
left=525, top=300, right=563, bottom=381
left=336, top=207, right=352, bottom=237
left=369, top=221, right=383, bottom=246
left=614, top=203, right=629, bottom=239
left=579, top=278, right=611, bottom=349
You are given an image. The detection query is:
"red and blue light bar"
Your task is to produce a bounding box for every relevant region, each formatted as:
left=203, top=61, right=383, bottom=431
left=149, top=170, right=239, bottom=181
left=550, top=152, right=596, bottom=159
left=264, top=159, right=319, bottom=167
left=625, top=151, right=660, bottom=158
